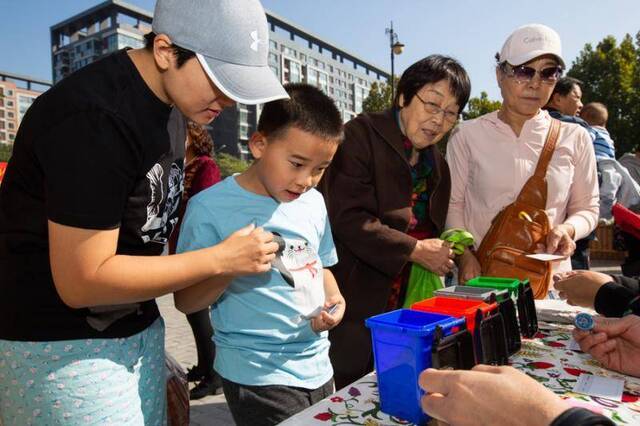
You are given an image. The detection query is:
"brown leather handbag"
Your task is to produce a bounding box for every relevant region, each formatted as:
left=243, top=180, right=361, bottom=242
left=476, top=119, right=561, bottom=299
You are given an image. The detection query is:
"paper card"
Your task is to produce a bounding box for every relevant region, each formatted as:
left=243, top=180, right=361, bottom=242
left=573, top=374, right=624, bottom=402
left=525, top=253, right=567, bottom=262
left=567, top=338, right=582, bottom=352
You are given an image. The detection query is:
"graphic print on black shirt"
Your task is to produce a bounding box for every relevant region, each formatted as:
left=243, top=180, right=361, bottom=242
left=0, top=49, right=185, bottom=341
left=141, top=162, right=183, bottom=244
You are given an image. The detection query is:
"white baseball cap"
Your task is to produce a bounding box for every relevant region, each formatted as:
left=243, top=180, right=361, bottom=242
left=498, top=24, right=565, bottom=68
left=152, top=0, right=288, bottom=105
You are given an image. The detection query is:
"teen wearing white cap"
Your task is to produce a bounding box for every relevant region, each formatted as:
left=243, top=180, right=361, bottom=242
left=0, top=0, right=283, bottom=423
left=446, top=23, right=599, bottom=284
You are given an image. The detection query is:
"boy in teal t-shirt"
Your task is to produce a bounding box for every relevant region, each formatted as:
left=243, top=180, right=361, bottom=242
left=175, top=83, right=346, bottom=425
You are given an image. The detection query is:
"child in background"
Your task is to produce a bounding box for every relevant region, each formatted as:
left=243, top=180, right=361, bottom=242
left=580, top=102, right=615, bottom=161
left=580, top=102, right=640, bottom=222
left=175, top=83, right=346, bottom=426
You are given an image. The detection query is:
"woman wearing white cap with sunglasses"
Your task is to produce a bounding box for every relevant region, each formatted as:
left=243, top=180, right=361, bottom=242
left=446, top=23, right=599, bottom=286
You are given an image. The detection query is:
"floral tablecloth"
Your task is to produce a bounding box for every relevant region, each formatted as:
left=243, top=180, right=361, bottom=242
left=279, top=322, right=640, bottom=425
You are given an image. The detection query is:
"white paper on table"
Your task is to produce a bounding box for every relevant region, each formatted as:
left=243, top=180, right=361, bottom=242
left=525, top=253, right=567, bottom=262
left=573, top=374, right=624, bottom=402
left=534, top=299, right=597, bottom=324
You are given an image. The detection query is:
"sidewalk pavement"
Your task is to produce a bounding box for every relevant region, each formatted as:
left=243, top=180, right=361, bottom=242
left=160, top=259, right=622, bottom=425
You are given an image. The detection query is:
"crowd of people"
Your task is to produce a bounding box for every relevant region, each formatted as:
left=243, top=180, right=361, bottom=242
left=0, top=0, right=639, bottom=425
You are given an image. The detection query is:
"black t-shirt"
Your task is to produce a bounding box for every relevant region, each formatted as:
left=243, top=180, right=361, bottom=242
left=0, top=49, right=185, bottom=341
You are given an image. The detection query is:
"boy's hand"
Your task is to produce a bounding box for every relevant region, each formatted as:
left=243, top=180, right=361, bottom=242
left=311, top=294, right=345, bottom=333
left=217, top=224, right=279, bottom=275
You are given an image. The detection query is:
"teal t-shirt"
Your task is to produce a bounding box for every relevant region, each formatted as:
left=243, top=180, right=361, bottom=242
left=176, top=176, right=338, bottom=388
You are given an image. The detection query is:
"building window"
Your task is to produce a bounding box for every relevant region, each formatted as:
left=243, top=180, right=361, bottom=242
left=268, top=52, right=279, bottom=65
left=269, top=65, right=280, bottom=80
left=306, top=68, right=317, bottom=86
left=306, top=68, right=328, bottom=93
left=239, top=109, right=248, bottom=124
left=7, top=112, right=14, bottom=119
left=283, top=58, right=302, bottom=84
left=117, top=34, right=144, bottom=50
left=7, top=101, right=14, bottom=108
left=8, top=122, right=14, bottom=130
left=318, top=72, right=328, bottom=93
left=9, top=133, right=15, bottom=141
left=281, top=46, right=296, bottom=58
left=269, top=40, right=277, bottom=50
left=7, top=90, right=14, bottom=97
left=104, top=34, right=118, bottom=52
left=239, top=124, right=249, bottom=140
left=0, top=132, right=5, bottom=141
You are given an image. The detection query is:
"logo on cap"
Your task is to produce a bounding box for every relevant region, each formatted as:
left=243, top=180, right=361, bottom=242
left=250, top=30, right=264, bottom=52
left=523, top=36, right=548, bottom=44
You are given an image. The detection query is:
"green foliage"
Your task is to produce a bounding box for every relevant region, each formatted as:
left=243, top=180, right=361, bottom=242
left=215, top=152, right=250, bottom=178
left=463, top=91, right=502, bottom=120
left=362, top=80, right=394, bottom=113
left=568, top=32, right=640, bottom=155
left=0, top=144, right=12, bottom=162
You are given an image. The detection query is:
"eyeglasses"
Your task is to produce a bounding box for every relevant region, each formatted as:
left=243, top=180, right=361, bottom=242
left=502, top=64, right=563, bottom=85
left=414, top=93, right=459, bottom=124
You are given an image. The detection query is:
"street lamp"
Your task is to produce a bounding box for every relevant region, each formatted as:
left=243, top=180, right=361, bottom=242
left=385, top=21, right=404, bottom=104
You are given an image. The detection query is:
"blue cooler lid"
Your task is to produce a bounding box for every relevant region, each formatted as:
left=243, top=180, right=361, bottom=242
left=365, top=309, right=465, bottom=337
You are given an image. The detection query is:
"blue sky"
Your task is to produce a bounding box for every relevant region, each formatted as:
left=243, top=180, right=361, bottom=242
left=1, top=0, right=639, bottom=101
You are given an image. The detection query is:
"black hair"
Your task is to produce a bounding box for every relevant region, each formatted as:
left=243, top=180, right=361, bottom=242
left=258, top=83, right=344, bottom=143
left=144, top=32, right=196, bottom=68
left=394, top=54, right=471, bottom=112
left=551, top=76, right=583, bottom=97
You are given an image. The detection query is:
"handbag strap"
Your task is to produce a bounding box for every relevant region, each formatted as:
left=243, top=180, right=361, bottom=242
left=516, top=118, right=561, bottom=209
left=532, top=118, right=561, bottom=179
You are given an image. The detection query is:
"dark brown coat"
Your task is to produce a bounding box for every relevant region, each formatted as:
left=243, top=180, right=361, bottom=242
left=320, top=109, right=451, bottom=388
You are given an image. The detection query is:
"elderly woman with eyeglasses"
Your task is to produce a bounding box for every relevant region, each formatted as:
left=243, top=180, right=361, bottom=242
left=447, top=24, right=599, bottom=284
left=320, top=54, right=471, bottom=388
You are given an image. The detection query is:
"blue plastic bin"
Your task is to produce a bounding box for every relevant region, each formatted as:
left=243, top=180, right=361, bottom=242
left=365, top=309, right=466, bottom=425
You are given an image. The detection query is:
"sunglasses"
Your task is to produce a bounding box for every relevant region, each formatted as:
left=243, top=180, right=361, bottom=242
left=502, top=64, right=563, bottom=85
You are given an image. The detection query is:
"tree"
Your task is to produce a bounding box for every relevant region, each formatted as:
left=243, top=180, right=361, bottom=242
left=463, top=91, right=501, bottom=120
left=362, top=81, right=394, bottom=113
left=0, top=144, right=12, bottom=162
left=568, top=32, right=640, bottom=155
left=215, top=152, right=249, bottom=178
